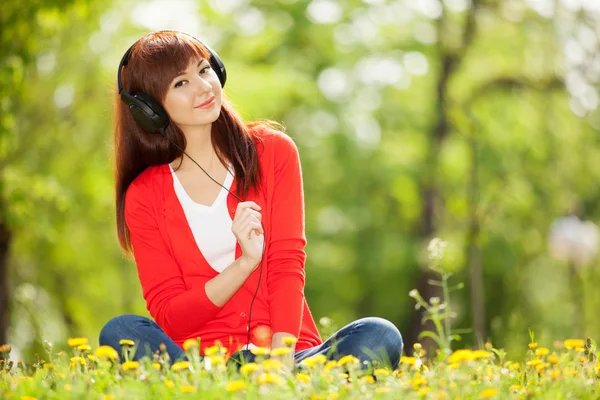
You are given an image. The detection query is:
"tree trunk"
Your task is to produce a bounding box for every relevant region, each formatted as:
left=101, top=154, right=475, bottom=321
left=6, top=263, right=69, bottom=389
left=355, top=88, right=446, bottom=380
left=0, top=202, right=11, bottom=346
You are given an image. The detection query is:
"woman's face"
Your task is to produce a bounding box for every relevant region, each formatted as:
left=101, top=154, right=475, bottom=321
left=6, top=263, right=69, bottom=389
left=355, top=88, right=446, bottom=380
left=163, top=57, right=222, bottom=130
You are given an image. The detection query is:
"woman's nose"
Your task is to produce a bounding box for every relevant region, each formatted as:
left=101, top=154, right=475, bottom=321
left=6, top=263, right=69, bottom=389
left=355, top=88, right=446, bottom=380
left=192, top=76, right=212, bottom=93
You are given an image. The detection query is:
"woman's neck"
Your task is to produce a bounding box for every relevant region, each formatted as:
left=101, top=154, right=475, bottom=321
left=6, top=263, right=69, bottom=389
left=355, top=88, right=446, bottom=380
left=172, top=124, right=222, bottom=172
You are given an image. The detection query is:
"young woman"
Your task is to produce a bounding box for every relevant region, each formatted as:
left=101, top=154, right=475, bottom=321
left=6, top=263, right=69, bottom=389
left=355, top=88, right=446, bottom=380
left=99, top=30, right=403, bottom=369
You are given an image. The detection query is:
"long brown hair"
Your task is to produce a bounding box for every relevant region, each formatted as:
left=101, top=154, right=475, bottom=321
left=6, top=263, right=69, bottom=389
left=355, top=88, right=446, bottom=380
left=114, top=31, right=267, bottom=254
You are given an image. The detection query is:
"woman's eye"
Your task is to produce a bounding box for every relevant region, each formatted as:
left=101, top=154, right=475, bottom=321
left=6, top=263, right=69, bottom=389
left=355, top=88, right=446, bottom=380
left=199, top=66, right=211, bottom=75
left=174, top=80, right=186, bottom=88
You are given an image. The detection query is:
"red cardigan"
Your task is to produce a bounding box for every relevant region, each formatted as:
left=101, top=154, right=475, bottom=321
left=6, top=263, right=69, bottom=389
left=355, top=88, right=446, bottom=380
left=124, top=129, right=322, bottom=355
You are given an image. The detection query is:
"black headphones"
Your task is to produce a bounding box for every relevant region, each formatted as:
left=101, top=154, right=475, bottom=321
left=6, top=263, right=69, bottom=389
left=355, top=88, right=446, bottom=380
left=116, top=31, right=227, bottom=135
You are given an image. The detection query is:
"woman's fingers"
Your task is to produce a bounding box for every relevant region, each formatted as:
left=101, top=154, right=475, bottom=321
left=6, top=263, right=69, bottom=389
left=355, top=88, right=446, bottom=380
left=234, top=201, right=261, bottom=222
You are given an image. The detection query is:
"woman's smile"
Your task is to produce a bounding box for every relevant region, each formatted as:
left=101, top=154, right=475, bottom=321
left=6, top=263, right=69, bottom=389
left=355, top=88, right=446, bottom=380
left=195, top=96, right=216, bottom=109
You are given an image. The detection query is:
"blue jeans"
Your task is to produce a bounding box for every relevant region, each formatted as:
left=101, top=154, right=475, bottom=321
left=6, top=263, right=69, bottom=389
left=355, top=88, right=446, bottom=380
left=99, top=315, right=403, bottom=369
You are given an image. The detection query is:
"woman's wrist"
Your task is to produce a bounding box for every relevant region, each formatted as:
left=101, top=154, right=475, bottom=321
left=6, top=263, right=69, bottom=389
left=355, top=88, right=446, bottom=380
left=238, top=255, right=260, bottom=272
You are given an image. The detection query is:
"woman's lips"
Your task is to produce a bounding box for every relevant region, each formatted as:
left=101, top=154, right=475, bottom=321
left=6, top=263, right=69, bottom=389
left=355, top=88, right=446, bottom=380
left=195, top=96, right=216, bottom=108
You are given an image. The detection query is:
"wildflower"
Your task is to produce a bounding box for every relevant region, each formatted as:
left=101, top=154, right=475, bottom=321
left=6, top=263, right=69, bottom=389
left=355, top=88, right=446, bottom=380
left=119, top=339, right=134, bottom=347
left=94, top=346, right=119, bottom=360
left=414, top=343, right=422, bottom=350
left=548, top=355, right=559, bottom=364
left=418, top=387, right=431, bottom=396
left=77, top=344, right=91, bottom=352
left=549, top=370, right=561, bottom=380
left=165, top=380, right=175, bottom=388
left=21, top=397, right=37, bottom=400
left=472, top=350, right=492, bottom=360
left=302, top=354, right=327, bottom=368
left=564, top=339, right=585, bottom=350
left=479, top=388, right=498, bottom=398
left=204, top=345, right=220, bottom=356
left=374, top=368, right=390, bottom=376
left=328, top=393, right=339, bottom=399
left=359, top=375, right=375, bottom=384
left=526, top=359, right=542, bottom=367
left=401, top=356, right=417, bottom=365
left=44, top=363, right=54, bottom=370
left=296, top=372, right=311, bottom=383
left=338, top=355, right=359, bottom=367
left=535, top=348, right=549, bottom=356
left=180, top=385, right=196, bottom=393
left=151, top=363, right=161, bottom=370
left=528, top=343, right=538, bottom=350
left=226, top=380, right=246, bottom=392
left=324, top=360, right=337, bottom=372
left=67, top=338, right=88, bottom=347
left=240, top=362, right=258, bottom=375
left=183, top=338, right=198, bottom=351
left=262, top=358, right=283, bottom=371
left=121, top=361, right=140, bottom=371
left=250, top=347, right=270, bottom=356
left=69, top=356, right=85, bottom=367
left=428, top=237, right=447, bottom=260
left=171, top=361, right=190, bottom=371
left=448, top=350, right=473, bottom=364
left=258, top=372, right=285, bottom=385
left=509, top=385, right=521, bottom=392
left=64, top=384, right=72, bottom=391
left=271, top=347, right=292, bottom=356
left=103, top=396, right=116, bottom=400
left=87, top=355, right=96, bottom=362
left=210, top=355, right=225, bottom=365
left=376, top=387, right=391, bottom=393
left=283, top=337, right=298, bottom=346
left=0, top=344, right=11, bottom=353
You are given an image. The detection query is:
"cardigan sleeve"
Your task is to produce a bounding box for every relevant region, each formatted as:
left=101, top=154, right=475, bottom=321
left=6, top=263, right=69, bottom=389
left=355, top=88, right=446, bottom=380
left=266, top=133, right=307, bottom=337
left=125, top=182, right=222, bottom=340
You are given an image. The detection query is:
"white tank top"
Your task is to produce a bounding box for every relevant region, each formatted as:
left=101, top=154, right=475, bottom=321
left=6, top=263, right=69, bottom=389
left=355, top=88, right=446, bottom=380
left=169, top=164, right=236, bottom=273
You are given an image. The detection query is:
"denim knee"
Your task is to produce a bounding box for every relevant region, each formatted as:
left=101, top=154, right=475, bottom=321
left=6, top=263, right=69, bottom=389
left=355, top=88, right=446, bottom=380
left=99, top=314, right=149, bottom=347
left=360, top=317, right=404, bottom=365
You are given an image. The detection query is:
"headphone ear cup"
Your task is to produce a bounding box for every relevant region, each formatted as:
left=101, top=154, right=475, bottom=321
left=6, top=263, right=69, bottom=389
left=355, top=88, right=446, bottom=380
left=127, top=92, right=170, bottom=134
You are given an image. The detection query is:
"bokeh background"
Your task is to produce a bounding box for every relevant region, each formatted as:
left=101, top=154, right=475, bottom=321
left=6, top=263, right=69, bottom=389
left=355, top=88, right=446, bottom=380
left=2, top=0, right=600, bottom=361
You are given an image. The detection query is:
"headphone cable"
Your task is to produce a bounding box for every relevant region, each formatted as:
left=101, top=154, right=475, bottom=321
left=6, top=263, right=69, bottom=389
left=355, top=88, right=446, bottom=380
left=165, top=138, right=264, bottom=353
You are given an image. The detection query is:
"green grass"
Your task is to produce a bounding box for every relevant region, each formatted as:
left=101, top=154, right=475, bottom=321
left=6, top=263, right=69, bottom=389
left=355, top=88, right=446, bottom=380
left=2, top=338, right=600, bottom=399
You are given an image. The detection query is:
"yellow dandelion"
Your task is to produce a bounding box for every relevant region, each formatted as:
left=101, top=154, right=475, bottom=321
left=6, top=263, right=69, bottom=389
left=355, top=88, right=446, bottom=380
left=210, top=355, right=225, bottom=365
left=180, top=385, right=196, bottom=393
left=119, top=339, right=134, bottom=346
left=44, top=363, right=54, bottom=370
left=535, top=347, right=549, bottom=356
left=374, top=368, right=390, bottom=376
left=508, top=362, right=520, bottom=370
left=310, top=396, right=325, bottom=400
left=548, top=355, right=559, bottom=364
left=549, top=370, right=561, bottom=380
left=70, top=356, right=85, bottom=366
left=449, top=362, right=460, bottom=369
left=171, top=361, right=190, bottom=371
left=283, top=337, right=298, bottom=346
left=472, top=350, right=492, bottom=360
left=121, top=361, right=140, bottom=371
left=165, top=380, right=175, bottom=388
left=240, top=362, right=259, bottom=375
left=328, top=393, right=339, bottom=400
left=448, top=350, right=473, bottom=364
left=250, top=347, right=270, bottom=356
left=528, top=342, right=538, bottom=350
left=337, top=355, right=359, bottom=366
left=376, top=387, right=391, bottom=393
left=401, top=356, right=417, bottom=365
left=509, top=385, right=521, bottom=391
left=226, top=380, right=246, bottom=392
left=414, top=343, right=422, bottom=350
left=64, top=384, right=72, bottom=391
left=151, top=363, right=161, bottom=369
left=296, top=372, right=311, bottom=383
left=183, top=338, right=199, bottom=351
left=77, top=344, right=91, bottom=352
left=21, top=397, right=37, bottom=400
left=0, top=344, right=11, bottom=353
left=103, top=396, right=116, bottom=400
left=204, top=345, right=220, bottom=356
left=324, top=360, right=338, bottom=372
left=359, top=375, right=375, bottom=384
left=418, top=387, right=431, bottom=396
left=258, top=372, right=285, bottom=385
left=271, top=347, right=292, bottom=356
left=479, top=388, right=498, bottom=398
left=526, top=359, right=542, bottom=367
left=67, top=338, right=88, bottom=347
left=576, top=347, right=585, bottom=352
left=302, top=354, right=327, bottom=368
left=94, top=346, right=119, bottom=360
left=262, top=358, right=283, bottom=370
left=87, top=355, right=96, bottom=362
left=564, top=339, right=585, bottom=350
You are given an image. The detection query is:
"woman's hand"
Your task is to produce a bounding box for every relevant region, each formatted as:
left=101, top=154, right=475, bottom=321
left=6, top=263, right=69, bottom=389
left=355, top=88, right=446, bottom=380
left=232, top=201, right=264, bottom=270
